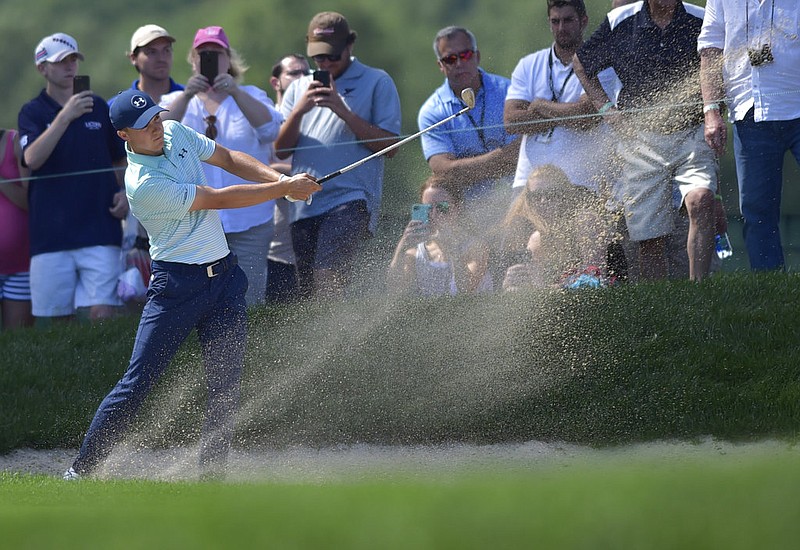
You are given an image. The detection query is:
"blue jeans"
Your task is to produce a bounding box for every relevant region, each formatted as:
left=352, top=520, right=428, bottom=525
left=733, top=110, right=800, bottom=270
left=72, top=253, right=248, bottom=476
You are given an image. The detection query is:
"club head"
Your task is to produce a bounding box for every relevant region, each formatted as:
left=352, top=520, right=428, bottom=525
left=460, top=87, right=476, bottom=110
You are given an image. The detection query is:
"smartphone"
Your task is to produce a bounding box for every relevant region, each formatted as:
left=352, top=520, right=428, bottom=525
left=312, top=69, right=331, bottom=87
left=411, top=203, right=432, bottom=224
left=199, top=50, right=219, bottom=82
left=73, top=75, right=90, bottom=95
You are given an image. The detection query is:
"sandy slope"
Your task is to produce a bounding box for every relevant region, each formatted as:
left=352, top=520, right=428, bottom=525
left=1, top=438, right=795, bottom=482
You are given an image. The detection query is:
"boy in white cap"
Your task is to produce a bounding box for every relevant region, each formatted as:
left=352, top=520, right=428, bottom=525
left=18, top=33, right=128, bottom=322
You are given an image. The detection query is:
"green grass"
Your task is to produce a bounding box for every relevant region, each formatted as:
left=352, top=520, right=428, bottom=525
left=2, top=447, right=800, bottom=549
left=3, top=272, right=800, bottom=547
left=2, top=271, right=800, bottom=453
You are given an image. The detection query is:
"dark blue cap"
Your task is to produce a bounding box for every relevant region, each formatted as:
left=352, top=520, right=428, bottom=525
left=109, top=89, right=167, bottom=130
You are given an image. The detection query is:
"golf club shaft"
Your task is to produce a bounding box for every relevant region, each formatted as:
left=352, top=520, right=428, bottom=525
left=316, top=105, right=471, bottom=185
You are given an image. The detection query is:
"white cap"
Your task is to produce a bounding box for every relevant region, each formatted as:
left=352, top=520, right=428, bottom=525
left=34, top=33, right=84, bottom=66
left=129, top=24, right=175, bottom=54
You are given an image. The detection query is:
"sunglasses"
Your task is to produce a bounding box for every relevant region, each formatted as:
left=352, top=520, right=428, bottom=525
left=204, top=115, right=217, bottom=140
left=424, top=201, right=451, bottom=214
left=311, top=52, right=343, bottom=63
left=439, top=49, right=476, bottom=66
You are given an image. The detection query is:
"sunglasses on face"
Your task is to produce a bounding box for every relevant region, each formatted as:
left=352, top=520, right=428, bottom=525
left=425, top=201, right=451, bottom=214
left=311, top=52, right=343, bottom=63
left=439, top=49, right=476, bottom=66
left=525, top=187, right=571, bottom=205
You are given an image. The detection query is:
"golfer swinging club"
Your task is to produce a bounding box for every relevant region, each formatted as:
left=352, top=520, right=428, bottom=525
left=64, top=89, right=320, bottom=480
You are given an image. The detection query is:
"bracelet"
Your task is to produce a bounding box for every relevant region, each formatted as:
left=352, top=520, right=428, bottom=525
left=597, top=101, right=614, bottom=115
left=703, top=103, right=721, bottom=114
left=279, top=173, right=289, bottom=182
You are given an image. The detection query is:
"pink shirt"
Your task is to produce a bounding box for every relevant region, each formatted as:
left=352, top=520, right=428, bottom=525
left=0, top=130, right=30, bottom=274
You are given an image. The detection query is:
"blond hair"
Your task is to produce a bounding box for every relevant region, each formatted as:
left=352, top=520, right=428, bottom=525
left=188, top=46, right=249, bottom=82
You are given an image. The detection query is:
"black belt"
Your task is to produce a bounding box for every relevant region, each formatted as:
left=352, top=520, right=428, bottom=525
left=152, top=252, right=238, bottom=278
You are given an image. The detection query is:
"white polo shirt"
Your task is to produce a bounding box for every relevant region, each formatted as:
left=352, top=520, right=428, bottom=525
left=125, top=120, right=230, bottom=264
left=507, top=45, right=615, bottom=190
left=698, top=0, right=800, bottom=122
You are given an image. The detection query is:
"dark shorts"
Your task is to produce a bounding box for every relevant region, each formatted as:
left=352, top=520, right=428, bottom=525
left=290, top=200, right=369, bottom=296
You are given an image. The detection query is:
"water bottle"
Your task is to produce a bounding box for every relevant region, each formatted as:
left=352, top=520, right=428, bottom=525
left=715, top=232, right=733, bottom=259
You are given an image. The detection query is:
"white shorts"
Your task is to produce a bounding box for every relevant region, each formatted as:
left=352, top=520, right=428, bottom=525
left=30, top=246, right=122, bottom=316
left=619, top=125, right=717, bottom=242
left=0, top=272, right=31, bottom=301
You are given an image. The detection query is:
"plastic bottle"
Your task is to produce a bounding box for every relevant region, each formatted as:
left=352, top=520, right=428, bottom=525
left=715, top=232, right=733, bottom=259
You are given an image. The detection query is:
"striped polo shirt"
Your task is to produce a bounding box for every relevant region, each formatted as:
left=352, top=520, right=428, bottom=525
left=124, top=120, right=229, bottom=264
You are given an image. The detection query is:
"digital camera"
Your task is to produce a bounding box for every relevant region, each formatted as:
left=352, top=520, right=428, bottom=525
left=748, top=44, right=774, bottom=67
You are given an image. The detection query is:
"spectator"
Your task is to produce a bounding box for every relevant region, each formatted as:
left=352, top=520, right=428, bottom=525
left=0, top=128, right=34, bottom=330
left=500, top=164, right=614, bottom=290
left=573, top=0, right=717, bottom=281
left=116, top=24, right=186, bottom=304
left=18, top=33, right=128, bottom=322
left=269, top=53, right=309, bottom=106
left=274, top=11, right=402, bottom=300
left=162, top=26, right=282, bottom=307
left=504, top=0, right=610, bottom=196
left=266, top=53, right=310, bottom=304
left=418, top=25, right=519, bottom=216
left=387, top=175, right=492, bottom=296
left=124, top=24, right=184, bottom=103
left=63, top=89, right=319, bottom=481
left=699, top=0, right=800, bottom=271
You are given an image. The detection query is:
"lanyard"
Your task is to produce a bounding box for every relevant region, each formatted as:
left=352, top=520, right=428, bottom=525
left=542, top=47, right=575, bottom=140
left=465, top=87, right=488, bottom=151
left=746, top=0, right=776, bottom=47
left=548, top=47, right=574, bottom=103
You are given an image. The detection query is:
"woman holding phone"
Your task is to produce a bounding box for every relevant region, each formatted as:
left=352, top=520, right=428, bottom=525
left=387, top=174, right=492, bottom=296
left=161, top=26, right=282, bottom=307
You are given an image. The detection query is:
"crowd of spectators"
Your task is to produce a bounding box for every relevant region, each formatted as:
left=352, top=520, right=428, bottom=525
left=3, top=0, right=799, bottom=331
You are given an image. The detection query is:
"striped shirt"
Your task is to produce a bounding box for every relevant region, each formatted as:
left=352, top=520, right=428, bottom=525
left=124, top=120, right=229, bottom=264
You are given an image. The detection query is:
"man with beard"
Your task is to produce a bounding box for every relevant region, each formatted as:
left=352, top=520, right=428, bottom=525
left=574, top=0, right=717, bottom=281
left=504, top=0, right=612, bottom=197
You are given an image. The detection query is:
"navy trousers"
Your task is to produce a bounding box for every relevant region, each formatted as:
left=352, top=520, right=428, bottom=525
left=72, top=253, right=248, bottom=475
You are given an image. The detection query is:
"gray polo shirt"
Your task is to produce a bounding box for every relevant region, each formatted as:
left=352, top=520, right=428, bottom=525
left=280, top=57, right=401, bottom=233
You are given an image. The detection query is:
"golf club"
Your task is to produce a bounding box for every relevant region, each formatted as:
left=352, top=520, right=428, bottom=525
left=286, top=87, right=476, bottom=202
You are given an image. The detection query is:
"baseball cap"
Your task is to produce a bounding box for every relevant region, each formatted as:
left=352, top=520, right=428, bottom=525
left=129, top=24, right=176, bottom=53
left=193, top=26, right=230, bottom=49
left=306, top=12, right=356, bottom=57
left=109, top=89, right=167, bottom=130
left=34, top=33, right=84, bottom=66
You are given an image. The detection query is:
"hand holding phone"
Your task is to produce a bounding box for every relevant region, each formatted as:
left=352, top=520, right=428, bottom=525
left=73, top=75, right=91, bottom=95
left=411, top=204, right=432, bottom=224
left=199, top=51, right=219, bottom=82
left=312, top=69, right=331, bottom=87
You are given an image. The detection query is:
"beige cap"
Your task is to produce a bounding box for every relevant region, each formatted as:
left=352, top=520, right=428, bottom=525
left=129, top=24, right=175, bottom=53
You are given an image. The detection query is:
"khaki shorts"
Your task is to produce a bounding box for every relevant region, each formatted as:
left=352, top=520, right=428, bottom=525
left=618, top=125, right=717, bottom=242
